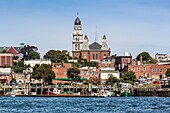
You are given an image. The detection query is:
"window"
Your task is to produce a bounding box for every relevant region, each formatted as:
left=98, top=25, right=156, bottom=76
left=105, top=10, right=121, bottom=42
left=86, top=71, right=89, bottom=75
left=138, top=67, right=140, bottom=71
left=84, top=54, right=87, bottom=59
left=143, top=67, right=145, bottom=71
left=78, top=44, right=80, bottom=50
left=160, top=68, right=162, bottom=72
left=104, top=54, right=106, bottom=58
left=152, top=68, right=157, bottom=73
left=81, top=71, right=84, bottom=75
left=96, top=54, right=98, bottom=59
left=75, top=44, right=77, bottom=50
left=92, top=54, right=95, bottom=59
left=132, top=67, right=134, bottom=71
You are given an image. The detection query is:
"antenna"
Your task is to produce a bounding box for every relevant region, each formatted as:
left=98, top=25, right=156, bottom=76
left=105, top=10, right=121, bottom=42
left=95, top=26, right=98, bottom=42
left=77, top=12, right=79, bottom=16
left=95, top=32, right=97, bottom=42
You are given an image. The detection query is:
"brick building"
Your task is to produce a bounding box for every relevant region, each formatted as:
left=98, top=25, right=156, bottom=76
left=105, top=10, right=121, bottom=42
left=128, top=63, right=170, bottom=79
left=52, top=63, right=99, bottom=84
left=0, top=53, right=13, bottom=67
left=115, top=56, right=132, bottom=75
left=72, top=16, right=110, bottom=62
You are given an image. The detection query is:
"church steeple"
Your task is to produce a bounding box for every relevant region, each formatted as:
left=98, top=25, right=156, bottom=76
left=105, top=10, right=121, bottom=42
left=82, top=35, right=89, bottom=50
left=101, top=35, right=109, bottom=50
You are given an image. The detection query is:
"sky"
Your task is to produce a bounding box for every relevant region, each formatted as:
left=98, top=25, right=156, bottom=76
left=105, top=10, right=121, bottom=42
left=0, top=0, right=170, bottom=58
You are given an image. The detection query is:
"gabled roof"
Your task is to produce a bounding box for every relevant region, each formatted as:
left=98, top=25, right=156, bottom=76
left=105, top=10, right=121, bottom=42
left=0, top=47, right=21, bottom=53
left=7, top=47, right=19, bottom=55
left=89, top=42, right=102, bottom=50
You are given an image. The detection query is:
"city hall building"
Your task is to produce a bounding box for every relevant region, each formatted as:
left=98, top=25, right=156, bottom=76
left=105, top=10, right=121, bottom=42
left=72, top=17, right=111, bottom=62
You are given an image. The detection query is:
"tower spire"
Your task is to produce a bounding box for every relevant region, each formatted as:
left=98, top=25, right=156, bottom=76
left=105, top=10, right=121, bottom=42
left=95, top=32, right=97, bottom=42
left=95, top=26, right=98, bottom=42
left=77, top=12, right=79, bottom=16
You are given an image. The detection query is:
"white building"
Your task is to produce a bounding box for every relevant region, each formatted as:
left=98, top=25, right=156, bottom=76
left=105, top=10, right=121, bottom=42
left=24, top=59, right=51, bottom=67
left=100, top=68, right=120, bottom=84
left=155, top=53, right=170, bottom=62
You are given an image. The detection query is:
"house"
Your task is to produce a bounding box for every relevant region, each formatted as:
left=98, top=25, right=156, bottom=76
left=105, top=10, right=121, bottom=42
left=0, top=68, right=12, bottom=84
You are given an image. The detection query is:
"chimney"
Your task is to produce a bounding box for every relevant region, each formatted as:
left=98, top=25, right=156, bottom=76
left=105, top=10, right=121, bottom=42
left=140, top=56, right=143, bottom=64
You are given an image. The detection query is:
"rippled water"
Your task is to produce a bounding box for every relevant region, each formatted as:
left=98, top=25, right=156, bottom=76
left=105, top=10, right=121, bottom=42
left=0, top=97, right=170, bottom=113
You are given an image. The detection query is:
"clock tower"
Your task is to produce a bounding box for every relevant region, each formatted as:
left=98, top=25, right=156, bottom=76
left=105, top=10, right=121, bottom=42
left=72, top=16, right=83, bottom=59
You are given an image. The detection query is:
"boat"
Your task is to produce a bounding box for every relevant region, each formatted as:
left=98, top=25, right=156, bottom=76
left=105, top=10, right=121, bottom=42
left=46, top=88, right=76, bottom=96
left=120, top=83, right=132, bottom=97
left=120, top=90, right=131, bottom=97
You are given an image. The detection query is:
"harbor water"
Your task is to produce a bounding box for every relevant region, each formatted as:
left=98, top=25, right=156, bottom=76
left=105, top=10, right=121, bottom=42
left=0, top=97, right=170, bottom=113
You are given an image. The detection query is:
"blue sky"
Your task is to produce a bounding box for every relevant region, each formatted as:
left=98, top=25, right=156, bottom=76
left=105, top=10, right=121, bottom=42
left=0, top=0, right=170, bottom=58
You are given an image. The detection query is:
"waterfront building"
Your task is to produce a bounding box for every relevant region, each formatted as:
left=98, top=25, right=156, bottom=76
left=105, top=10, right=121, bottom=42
left=0, top=68, right=12, bottom=84
left=100, top=67, right=120, bottom=85
left=72, top=16, right=111, bottom=62
left=14, top=68, right=32, bottom=84
left=52, top=63, right=99, bottom=84
left=128, top=63, right=170, bottom=79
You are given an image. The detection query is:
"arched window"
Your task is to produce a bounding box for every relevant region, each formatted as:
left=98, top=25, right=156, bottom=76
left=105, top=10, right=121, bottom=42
left=93, top=54, right=95, bottom=59
left=96, top=54, right=98, bottom=59
left=75, top=44, right=77, bottom=50
left=78, top=44, right=80, bottom=50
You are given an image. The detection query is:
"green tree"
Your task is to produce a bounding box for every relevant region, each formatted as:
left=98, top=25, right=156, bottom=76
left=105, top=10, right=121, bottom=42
left=44, top=50, right=71, bottom=64
left=88, top=76, right=100, bottom=85
left=106, top=74, right=120, bottom=86
left=29, top=51, right=40, bottom=59
left=12, top=60, right=27, bottom=73
left=67, top=67, right=81, bottom=82
left=20, top=45, right=38, bottom=60
left=31, top=64, right=55, bottom=84
left=10, top=78, right=17, bottom=85
left=165, top=68, right=170, bottom=77
left=121, top=71, right=136, bottom=85
left=137, top=52, right=152, bottom=61
left=136, top=52, right=156, bottom=64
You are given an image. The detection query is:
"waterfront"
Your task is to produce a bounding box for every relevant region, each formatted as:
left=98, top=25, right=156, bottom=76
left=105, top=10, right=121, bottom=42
left=0, top=97, right=170, bottom=113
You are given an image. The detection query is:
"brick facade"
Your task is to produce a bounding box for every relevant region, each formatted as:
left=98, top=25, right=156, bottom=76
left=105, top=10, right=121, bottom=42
left=128, top=63, right=170, bottom=79
left=0, top=53, right=13, bottom=67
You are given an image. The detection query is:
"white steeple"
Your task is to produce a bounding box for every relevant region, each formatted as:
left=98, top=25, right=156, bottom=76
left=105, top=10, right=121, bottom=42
left=101, top=35, right=109, bottom=50
left=82, top=35, right=89, bottom=50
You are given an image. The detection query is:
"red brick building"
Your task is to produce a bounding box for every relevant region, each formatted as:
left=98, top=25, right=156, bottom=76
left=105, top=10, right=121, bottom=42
left=128, top=63, right=170, bottom=79
left=0, top=53, right=13, bottom=67
left=52, top=63, right=99, bottom=84
left=72, top=17, right=110, bottom=62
